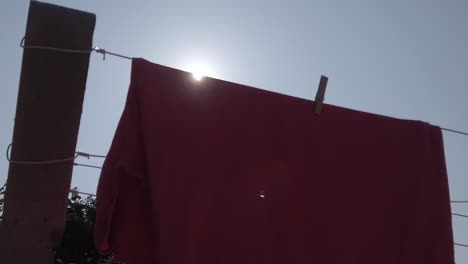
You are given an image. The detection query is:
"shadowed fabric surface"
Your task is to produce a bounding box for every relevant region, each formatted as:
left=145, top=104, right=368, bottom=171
left=95, top=58, right=454, bottom=264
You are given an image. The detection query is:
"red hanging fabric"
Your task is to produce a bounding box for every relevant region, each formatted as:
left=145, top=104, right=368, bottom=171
left=95, top=58, right=454, bottom=264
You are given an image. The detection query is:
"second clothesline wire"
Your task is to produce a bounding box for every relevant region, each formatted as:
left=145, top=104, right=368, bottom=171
left=4, top=144, right=468, bottom=248
left=5, top=143, right=468, bottom=205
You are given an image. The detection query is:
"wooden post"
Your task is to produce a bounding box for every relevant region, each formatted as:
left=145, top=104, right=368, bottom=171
left=0, top=1, right=95, bottom=263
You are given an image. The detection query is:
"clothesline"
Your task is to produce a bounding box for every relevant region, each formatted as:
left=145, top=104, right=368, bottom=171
left=441, top=127, right=468, bottom=137
left=66, top=185, right=468, bottom=220
left=66, top=184, right=468, bottom=249
left=5, top=144, right=468, bottom=203
left=6, top=143, right=105, bottom=165
left=4, top=144, right=468, bottom=248
left=75, top=151, right=106, bottom=159
left=69, top=189, right=96, bottom=197
left=19, top=38, right=468, bottom=138
left=74, top=163, right=103, bottom=169
left=64, top=186, right=468, bottom=249
left=20, top=37, right=132, bottom=61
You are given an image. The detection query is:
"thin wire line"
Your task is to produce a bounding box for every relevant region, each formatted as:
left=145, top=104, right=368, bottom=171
left=7, top=143, right=78, bottom=165
left=69, top=189, right=96, bottom=197
left=75, top=151, right=107, bottom=159
left=452, top=213, right=468, bottom=218
left=20, top=36, right=132, bottom=61
left=441, top=127, right=468, bottom=137
left=7, top=144, right=106, bottom=165
left=20, top=37, right=92, bottom=54
left=451, top=201, right=468, bottom=203
left=74, top=163, right=103, bottom=169
left=94, top=47, right=132, bottom=60
left=15, top=38, right=468, bottom=137
left=69, top=187, right=468, bottom=249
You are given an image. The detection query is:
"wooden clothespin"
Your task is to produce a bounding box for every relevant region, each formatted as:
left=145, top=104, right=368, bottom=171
left=314, top=75, right=328, bottom=115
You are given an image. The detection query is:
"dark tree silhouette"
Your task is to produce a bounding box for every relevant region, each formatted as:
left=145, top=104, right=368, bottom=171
left=0, top=182, right=5, bottom=222
left=0, top=183, right=115, bottom=264
left=54, top=188, right=115, bottom=264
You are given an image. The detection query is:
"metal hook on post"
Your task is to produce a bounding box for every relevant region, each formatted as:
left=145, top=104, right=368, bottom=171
left=94, top=47, right=106, bottom=61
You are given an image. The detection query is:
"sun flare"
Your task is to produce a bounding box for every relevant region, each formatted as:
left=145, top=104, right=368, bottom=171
left=187, top=63, right=212, bottom=81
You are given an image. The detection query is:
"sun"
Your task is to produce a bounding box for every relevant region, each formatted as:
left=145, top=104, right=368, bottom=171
left=192, top=72, right=203, bottom=81
left=187, top=63, right=212, bottom=81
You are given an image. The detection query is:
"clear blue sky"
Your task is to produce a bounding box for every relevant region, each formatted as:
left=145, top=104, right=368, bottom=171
left=1, top=0, right=467, bottom=261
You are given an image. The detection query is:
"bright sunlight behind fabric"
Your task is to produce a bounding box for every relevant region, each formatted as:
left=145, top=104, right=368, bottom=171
left=187, top=63, right=212, bottom=81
